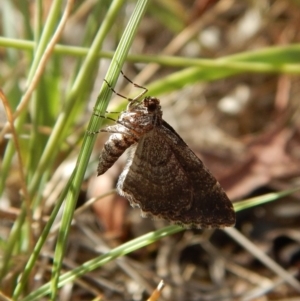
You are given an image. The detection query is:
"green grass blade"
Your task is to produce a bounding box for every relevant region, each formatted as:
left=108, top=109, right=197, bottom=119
left=50, top=0, right=149, bottom=299
left=22, top=225, right=182, bottom=301
left=233, top=187, right=300, bottom=212
left=12, top=172, right=75, bottom=299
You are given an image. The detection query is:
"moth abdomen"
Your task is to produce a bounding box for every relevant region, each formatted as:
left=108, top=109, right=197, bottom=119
left=97, top=133, right=136, bottom=176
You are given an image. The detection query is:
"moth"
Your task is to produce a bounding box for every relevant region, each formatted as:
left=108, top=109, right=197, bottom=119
left=97, top=76, right=235, bottom=228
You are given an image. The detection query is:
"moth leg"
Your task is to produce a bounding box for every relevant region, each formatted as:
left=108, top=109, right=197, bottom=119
left=100, top=125, right=139, bottom=140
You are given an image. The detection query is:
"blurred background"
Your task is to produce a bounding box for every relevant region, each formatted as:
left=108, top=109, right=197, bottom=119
left=1, top=0, right=300, bottom=300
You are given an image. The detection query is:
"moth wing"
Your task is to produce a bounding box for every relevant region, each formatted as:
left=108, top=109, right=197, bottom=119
left=161, top=122, right=235, bottom=228
left=117, top=128, right=193, bottom=217
left=118, top=121, right=235, bottom=228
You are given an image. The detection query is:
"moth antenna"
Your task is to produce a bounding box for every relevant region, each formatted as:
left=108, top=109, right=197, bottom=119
left=120, top=70, right=148, bottom=106
left=103, top=79, right=132, bottom=101
left=104, top=71, right=148, bottom=108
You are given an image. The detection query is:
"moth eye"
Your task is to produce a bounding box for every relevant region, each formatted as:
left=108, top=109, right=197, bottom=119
left=147, top=103, right=157, bottom=112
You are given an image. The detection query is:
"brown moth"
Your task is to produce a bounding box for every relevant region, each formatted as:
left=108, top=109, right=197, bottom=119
left=97, top=79, right=235, bottom=228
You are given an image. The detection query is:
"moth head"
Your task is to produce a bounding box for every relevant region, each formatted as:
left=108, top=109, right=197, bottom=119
left=144, top=97, right=161, bottom=112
